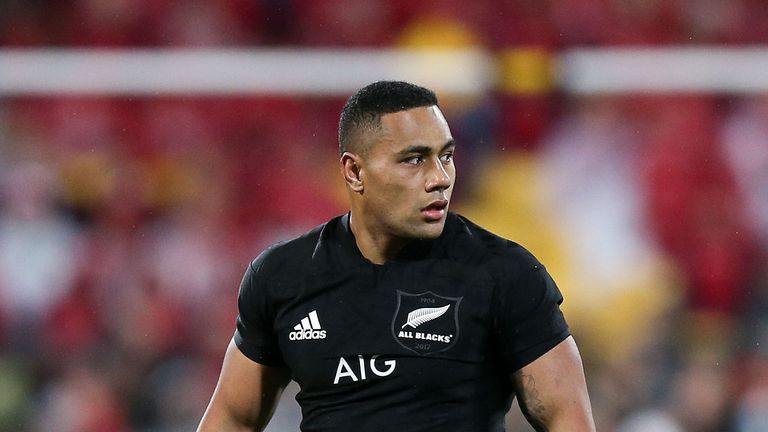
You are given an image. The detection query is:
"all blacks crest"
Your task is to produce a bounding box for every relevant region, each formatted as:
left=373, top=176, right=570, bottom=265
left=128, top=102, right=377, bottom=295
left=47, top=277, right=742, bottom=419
left=392, top=290, right=462, bottom=355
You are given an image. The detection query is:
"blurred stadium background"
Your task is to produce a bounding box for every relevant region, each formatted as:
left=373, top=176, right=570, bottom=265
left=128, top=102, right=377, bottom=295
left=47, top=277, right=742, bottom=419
left=1, top=1, right=767, bottom=431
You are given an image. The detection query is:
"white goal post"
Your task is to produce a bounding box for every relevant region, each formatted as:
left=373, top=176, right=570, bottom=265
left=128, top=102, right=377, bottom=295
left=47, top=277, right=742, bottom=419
left=1, top=47, right=767, bottom=95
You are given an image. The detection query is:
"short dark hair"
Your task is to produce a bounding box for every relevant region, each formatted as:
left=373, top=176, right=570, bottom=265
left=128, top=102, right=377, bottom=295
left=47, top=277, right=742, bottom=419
left=338, top=81, right=439, bottom=154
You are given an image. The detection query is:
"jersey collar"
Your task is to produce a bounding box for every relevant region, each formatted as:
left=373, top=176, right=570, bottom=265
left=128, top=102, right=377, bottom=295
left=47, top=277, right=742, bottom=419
left=335, top=212, right=449, bottom=267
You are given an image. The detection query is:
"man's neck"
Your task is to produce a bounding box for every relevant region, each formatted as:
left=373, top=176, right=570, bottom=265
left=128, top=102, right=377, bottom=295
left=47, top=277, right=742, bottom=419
left=348, top=212, right=408, bottom=265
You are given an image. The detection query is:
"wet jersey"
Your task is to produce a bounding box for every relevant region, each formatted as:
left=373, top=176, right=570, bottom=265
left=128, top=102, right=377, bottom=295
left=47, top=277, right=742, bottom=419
left=234, top=212, right=570, bottom=432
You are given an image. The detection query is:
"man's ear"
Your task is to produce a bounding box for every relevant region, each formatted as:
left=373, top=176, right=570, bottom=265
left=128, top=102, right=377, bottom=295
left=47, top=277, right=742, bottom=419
left=340, top=152, right=364, bottom=193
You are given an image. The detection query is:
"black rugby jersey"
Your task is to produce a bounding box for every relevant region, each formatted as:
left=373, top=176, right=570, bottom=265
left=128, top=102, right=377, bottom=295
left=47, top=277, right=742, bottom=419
left=234, top=212, right=569, bottom=432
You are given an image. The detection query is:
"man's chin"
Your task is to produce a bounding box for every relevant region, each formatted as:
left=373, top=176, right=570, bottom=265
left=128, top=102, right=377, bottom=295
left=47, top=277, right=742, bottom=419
left=412, top=221, right=446, bottom=240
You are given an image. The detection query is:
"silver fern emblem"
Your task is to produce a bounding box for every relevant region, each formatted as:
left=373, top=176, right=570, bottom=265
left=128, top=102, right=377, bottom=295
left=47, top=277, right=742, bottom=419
left=401, top=305, right=450, bottom=329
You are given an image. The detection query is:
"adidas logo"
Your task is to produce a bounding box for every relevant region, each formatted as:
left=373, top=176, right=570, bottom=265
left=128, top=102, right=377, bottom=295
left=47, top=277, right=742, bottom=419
left=289, top=310, right=327, bottom=341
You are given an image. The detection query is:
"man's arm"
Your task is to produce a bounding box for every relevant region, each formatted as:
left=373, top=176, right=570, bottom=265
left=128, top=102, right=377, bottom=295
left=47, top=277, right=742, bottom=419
left=197, top=338, right=291, bottom=432
left=511, top=336, right=595, bottom=432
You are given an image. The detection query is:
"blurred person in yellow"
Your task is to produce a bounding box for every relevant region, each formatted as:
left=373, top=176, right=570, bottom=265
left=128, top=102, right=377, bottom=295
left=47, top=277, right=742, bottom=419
left=197, top=81, right=595, bottom=432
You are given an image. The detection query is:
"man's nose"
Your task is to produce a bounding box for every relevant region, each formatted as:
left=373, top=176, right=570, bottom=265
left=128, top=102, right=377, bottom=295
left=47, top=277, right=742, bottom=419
left=425, top=158, right=451, bottom=192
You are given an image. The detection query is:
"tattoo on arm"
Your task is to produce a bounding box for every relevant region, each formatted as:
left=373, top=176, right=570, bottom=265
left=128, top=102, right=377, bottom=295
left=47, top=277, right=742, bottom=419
left=513, top=371, right=549, bottom=432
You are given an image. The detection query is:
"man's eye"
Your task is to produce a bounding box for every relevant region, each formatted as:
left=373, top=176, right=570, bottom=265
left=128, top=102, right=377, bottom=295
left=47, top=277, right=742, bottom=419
left=404, top=156, right=424, bottom=165
left=440, top=153, right=454, bottom=163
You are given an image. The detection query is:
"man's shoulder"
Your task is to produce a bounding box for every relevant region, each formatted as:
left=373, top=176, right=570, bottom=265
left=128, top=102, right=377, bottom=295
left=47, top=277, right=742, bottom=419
left=249, top=215, right=343, bottom=276
left=446, top=212, right=542, bottom=272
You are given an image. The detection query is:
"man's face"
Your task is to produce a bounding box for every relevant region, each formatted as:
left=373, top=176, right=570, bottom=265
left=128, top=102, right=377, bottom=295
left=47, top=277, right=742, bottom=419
left=357, top=105, right=456, bottom=240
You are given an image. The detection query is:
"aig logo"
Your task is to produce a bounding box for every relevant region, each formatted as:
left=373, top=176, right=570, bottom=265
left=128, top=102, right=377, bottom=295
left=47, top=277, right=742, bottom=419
left=334, top=355, right=396, bottom=385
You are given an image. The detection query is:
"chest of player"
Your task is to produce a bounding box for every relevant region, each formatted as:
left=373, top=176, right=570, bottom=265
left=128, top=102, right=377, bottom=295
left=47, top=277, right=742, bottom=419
left=270, top=260, right=498, bottom=391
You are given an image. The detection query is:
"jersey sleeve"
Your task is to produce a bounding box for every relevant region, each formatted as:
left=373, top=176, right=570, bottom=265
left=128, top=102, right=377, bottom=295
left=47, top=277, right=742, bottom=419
left=233, top=255, right=286, bottom=367
left=492, top=260, right=570, bottom=373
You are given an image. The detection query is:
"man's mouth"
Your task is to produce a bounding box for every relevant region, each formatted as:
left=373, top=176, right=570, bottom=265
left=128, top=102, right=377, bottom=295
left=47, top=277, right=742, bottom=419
left=421, top=200, right=449, bottom=221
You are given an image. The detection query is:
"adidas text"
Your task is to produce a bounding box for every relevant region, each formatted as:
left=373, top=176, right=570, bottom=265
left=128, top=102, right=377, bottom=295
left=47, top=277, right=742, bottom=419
left=289, top=329, right=327, bottom=340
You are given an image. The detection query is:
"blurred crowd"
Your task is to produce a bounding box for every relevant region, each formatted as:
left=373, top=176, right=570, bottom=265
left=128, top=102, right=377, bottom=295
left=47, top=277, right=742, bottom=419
left=3, top=0, right=768, bottom=46
left=1, top=1, right=768, bottom=431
